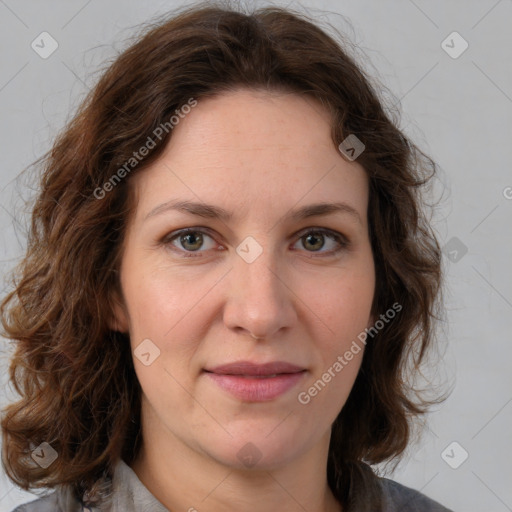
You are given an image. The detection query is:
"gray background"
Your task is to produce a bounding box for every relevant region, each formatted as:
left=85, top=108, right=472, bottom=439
left=0, top=0, right=511, bottom=511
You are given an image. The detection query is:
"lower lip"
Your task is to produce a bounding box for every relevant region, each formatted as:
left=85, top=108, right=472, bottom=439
left=205, top=371, right=306, bottom=402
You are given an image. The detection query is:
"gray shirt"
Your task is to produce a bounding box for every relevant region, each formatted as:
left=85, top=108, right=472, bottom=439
left=12, top=459, right=453, bottom=511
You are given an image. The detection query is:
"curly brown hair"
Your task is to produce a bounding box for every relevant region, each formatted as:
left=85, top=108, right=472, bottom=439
left=1, top=2, right=445, bottom=510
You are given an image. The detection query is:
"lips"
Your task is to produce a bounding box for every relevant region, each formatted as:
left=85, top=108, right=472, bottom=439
left=204, top=361, right=307, bottom=402
left=205, top=361, right=306, bottom=376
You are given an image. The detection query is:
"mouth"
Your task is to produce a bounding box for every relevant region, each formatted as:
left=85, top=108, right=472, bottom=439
left=205, top=360, right=306, bottom=376
left=203, top=361, right=307, bottom=402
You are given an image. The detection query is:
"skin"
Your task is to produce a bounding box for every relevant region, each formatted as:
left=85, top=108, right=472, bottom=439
left=110, top=88, right=376, bottom=512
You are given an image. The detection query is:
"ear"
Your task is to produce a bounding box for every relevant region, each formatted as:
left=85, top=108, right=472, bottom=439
left=107, top=289, right=130, bottom=333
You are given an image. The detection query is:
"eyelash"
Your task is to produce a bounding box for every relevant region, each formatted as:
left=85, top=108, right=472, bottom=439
left=160, top=227, right=350, bottom=258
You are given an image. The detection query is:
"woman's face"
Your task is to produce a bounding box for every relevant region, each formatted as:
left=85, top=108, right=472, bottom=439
left=112, top=88, right=375, bottom=470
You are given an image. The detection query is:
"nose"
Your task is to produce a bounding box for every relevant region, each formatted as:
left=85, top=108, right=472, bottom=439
left=222, top=244, right=297, bottom=341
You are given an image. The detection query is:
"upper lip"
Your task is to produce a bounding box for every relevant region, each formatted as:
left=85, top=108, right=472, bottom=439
left=205, top=361, right=306, bottom=376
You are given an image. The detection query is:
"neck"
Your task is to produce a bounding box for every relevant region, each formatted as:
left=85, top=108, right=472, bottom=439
left=130, top=408, right=342, bottom=512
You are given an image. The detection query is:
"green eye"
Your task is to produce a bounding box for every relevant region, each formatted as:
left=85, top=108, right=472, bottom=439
left=293, top=229, right=349, bottom=256
left=162, top=227, right=349, bottom=258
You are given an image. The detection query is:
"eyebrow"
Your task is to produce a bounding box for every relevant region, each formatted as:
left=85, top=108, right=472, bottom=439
left=144, top=199, right=362, bottom=225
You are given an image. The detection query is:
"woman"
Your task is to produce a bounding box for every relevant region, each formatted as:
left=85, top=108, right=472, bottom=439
left=1, top=2, right=451, bottom=511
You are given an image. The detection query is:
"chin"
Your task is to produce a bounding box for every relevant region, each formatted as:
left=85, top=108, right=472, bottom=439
left=199, top=427, right=308, bottom=471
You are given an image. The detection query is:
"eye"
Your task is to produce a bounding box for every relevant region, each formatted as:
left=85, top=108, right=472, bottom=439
left=163, top=228, right=220, bottom=257
left=161, top=227, right=349, bottom=258
left=292, top=228, right=349, bottom=256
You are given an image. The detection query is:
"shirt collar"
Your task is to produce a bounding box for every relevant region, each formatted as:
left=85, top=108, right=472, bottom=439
left=97, top=458, right=169, bottom=512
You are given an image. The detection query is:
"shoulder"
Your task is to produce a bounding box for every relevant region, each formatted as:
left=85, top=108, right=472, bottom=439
left=10, top=487, right=83, bottom=512
left=378, top=477, right=453, bottom=512
left=11, top=493, right=60, bottom=512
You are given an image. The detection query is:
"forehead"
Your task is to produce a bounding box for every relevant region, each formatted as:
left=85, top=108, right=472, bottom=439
left=130, top=88, right=369, bottom=227
left=164, top=88, right=335, bottom=158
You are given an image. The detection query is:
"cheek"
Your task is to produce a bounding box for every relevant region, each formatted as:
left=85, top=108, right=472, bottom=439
left=309, top=270, right=375, bottom=343
left=299, top=263, right=374, bottom=404
left=296, top=344, right=363, bottom=433
left=121, top=262, right=218, bottom=391
left=120, top=257, right=209, bottom=338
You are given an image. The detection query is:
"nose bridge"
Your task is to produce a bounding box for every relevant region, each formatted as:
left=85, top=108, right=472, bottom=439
left=240, top=246, right=280, bottom=294
left=236, top=236, right=284, bottom=306
left=224, top=235, right=296, bottom=338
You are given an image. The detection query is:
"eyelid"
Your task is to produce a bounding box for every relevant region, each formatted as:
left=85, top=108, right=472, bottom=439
left=161, top=226, right=350, bottom=257
left=292, top=227, right=350, bottom=255
left=295, top=226, right=349, bottom=244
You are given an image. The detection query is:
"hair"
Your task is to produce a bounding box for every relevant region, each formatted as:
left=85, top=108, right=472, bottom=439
left=1, top=2, right=445, bottom=510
